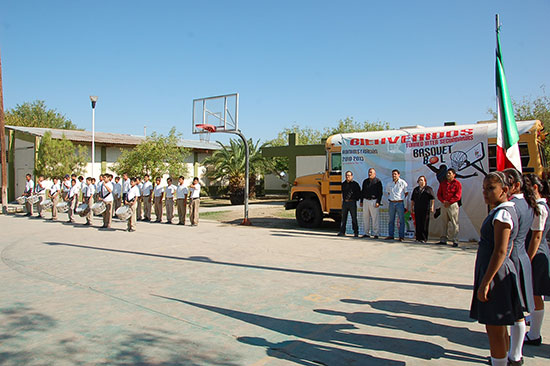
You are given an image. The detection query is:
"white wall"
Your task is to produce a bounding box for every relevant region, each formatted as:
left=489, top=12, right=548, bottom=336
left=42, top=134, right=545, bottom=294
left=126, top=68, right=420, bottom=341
left=14, top=138, right=34, bottom=197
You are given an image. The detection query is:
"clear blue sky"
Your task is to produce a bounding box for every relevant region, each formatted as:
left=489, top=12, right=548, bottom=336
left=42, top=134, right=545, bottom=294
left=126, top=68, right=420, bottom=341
left=1, top=0, right=549, bottom=144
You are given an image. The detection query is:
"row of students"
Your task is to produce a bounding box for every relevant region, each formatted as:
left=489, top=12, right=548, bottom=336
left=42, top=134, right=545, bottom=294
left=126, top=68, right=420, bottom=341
left=470, top=169, right=550, bottom=366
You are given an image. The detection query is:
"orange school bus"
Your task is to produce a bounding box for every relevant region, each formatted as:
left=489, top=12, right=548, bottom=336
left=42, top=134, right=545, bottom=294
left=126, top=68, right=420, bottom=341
left=285, top=120, right=547, bottom=228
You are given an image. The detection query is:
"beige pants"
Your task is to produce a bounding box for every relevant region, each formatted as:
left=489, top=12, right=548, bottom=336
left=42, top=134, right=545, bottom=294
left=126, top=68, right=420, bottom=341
left=67, top=197, right=75, bottom=222
left=51, top=195, right=59, bottom=219
left=362, top=199, right=380, bottom=236
left=143, top=196, right=152, bottom=220
left=189, top=198, right=200, bottom=225
left=127, top=201, right=137, bottom=231
left=103, top=201, right=113, bottom=227
left=37, top=194, right=45, bottom=217
left=440, top=202, right=459, bottom=243
left=137, top=198, right=143, bottom=220
left=165, top=198, right=174, bottom=223
left=85, top=197, right=93, bottom=224
left=25, top=196, right=33, bottom=215
left=177, top=198, right=187, bottom=224
left=154, top=196, right=163, bottom=222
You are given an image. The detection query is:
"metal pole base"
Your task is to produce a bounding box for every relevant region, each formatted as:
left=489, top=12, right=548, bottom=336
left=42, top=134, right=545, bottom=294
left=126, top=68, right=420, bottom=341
left=240, top=218, right=252, bottom=226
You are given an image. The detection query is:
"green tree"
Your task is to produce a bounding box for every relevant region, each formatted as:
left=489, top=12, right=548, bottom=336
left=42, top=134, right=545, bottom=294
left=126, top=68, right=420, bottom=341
left=6, top=100, right=78, bottom=129
left=35, top=132, right=87, bottom=178
left=324, top=117, right=390, bottom=135
left=112, top=128, right=190, bottom=179
left=203, top=138, right=275, bottom=204
left=489, top=87, right=550, bottom=158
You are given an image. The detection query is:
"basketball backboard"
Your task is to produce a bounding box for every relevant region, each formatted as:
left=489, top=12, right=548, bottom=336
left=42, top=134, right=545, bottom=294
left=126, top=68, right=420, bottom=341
left=192, top=93, right=238, bottom=135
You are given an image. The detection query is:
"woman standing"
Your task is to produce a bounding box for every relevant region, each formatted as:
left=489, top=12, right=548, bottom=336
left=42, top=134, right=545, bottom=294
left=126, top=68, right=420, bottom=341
left=470, top=171, right=523, bottom=366
left=524, top=174, right=550, bottom=346
left=411, top=175, right=435, bottom=243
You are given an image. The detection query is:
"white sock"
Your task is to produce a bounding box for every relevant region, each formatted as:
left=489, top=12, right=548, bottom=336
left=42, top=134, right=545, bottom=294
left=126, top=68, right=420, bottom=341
left=508, top=320, right=526, bottom=361
left=527, top=309, right=545, bottom=340
left=491, top=357, right=508, bottom=366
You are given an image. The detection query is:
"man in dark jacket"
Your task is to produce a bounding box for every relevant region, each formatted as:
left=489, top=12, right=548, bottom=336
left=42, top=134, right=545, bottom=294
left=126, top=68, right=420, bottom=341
left=338, top=171, right=361, bottom=237
left=360, top=168, right=383, bottom=238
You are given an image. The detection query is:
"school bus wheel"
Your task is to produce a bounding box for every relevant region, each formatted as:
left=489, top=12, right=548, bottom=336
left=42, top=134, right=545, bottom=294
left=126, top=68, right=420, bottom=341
left=296, top=199, right=323, bottom=228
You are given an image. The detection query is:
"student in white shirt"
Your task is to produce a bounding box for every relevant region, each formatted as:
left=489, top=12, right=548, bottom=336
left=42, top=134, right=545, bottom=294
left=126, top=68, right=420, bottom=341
left=141, top=174, right=153, bottom=221
left=113, top=176, right=122, bottom=216
left=24, top=173, right=34, bottom=216
left=136, top=177, right=143, bottom=221
left=189, top=177, right=201, bottom=226
left=67, top=179, right=79, bottom=223
left=99, top=174, right=114, bottom=228
left=164, top=177, right=177, bottom=224
left=176, top=176, right=189, bottom=225
left=126, top=177, right=140, bottom=232
left=49, top=177, right=60, bottom=221
left=82, top=177, right=94, bottom=226
left=35, top=175, right=46, bottom=218
left=153, top=177, right=165, bottom=222
left=122, top=173, right=130, bottom=202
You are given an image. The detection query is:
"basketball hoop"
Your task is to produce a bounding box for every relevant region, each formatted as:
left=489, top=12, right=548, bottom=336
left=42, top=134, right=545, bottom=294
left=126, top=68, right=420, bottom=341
left=195, top=123, right=217, bottom=133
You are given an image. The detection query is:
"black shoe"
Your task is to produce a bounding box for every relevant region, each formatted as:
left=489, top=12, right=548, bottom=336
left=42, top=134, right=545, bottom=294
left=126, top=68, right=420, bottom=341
left=434, top=208, right=441, bottom=218
left=524, top=333, right=542, bottom=346
left=373, top=235, right=379, bottom=239
left=337, top=232, right=345, bottom=237
left=354, top=233, right=359, bottom=238
left=398, top=237, right=404, bottom=242
left=362, top=234, right=370, bottom=238
left=508, top=357, right=524, bottom=366
left=384, top=236, right=394, bottom=240
left=452, top=242, right=458, bottom=247
left=437, top=241, right=447, bottom=245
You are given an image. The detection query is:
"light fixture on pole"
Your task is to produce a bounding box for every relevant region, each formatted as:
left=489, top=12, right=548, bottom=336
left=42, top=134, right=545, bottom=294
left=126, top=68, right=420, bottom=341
left=90, top=96, right=98, bottom=178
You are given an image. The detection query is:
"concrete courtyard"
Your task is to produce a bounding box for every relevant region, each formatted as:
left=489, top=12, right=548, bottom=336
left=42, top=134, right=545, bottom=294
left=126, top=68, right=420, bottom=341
left=1, top=212, right=548, bottom=366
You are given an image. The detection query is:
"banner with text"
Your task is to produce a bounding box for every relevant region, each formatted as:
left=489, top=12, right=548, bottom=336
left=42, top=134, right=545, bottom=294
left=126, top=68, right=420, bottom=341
left=341, top=126, right=489, bottom=241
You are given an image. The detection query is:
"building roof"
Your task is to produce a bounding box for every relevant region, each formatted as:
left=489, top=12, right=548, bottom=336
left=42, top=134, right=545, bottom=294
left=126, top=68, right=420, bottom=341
left=5, top=125, right=221, bottom=151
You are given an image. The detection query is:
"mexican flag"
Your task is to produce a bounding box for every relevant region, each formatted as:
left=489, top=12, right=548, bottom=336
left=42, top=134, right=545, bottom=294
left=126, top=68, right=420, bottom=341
left=495, top=21, right=521, bottom=172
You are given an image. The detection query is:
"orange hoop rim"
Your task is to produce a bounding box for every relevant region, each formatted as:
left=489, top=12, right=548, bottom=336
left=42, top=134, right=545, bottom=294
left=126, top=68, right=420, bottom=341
left=195, top=123, right=217, bottom=133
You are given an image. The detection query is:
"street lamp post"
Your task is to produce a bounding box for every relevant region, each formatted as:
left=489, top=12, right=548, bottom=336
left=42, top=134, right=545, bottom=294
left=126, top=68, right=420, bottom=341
left=90, top=96, right=98, bottom=178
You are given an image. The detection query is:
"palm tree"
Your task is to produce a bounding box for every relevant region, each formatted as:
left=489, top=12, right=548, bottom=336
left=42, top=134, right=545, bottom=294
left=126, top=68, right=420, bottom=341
left=203, top=138, right=275, bottom=204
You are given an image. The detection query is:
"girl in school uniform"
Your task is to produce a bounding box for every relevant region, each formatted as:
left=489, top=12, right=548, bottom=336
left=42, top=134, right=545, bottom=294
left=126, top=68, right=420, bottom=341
left=470, top=171, right=524, bottom=366
left=503, top=168, right=538, bottom=364
left=524, top=174, right=550, bottom=346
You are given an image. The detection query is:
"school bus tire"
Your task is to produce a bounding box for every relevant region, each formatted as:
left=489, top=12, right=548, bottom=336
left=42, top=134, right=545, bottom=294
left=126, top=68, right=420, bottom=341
left=296, top=199, right=323, bottom=228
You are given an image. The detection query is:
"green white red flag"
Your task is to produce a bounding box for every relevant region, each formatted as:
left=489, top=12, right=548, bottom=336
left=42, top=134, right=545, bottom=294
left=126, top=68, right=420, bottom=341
left=495, top=19, right=521, bottom=172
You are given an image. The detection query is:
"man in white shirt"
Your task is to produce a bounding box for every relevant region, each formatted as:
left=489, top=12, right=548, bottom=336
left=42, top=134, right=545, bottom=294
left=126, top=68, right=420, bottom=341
left=94, top=175, right=103, bottom=203
left=385, top=169, right=409, bottom=242
left=164, top=177, right=177, bottom=224
left=82, top=177, right=94, bottom=226
left=136, top=177, right=143, bottom=221
left=122, top=173, right=130, bottom=202
left=100, top=174, right=114, bottom=228
left=153, top=177, right=165, bottom=223
left=141, top=175, right=153, bottom=221
left=113, top=176, right=122, bottom=216
left=23, top=173, right=34, bottom=216
left=189, top=177, right=201, bottom=226
left=62, top=174, right=71, bottom=202
left=49, top=177, right=60, bottom=221
left=35, top=175, right=46, bottom=218
left=67, top=179, right=79, bottom=223
left=176, top=176, right=189, bottom=225
left=126, top=177, right=140, bottom=232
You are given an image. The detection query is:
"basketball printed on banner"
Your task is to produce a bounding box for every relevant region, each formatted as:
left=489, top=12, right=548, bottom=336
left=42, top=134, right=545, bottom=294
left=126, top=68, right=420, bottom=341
left=429, top=156, right=439, bottom=164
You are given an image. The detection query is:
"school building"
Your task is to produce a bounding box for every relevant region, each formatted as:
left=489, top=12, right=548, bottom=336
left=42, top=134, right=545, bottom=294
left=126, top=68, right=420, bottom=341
left=1, top=126, right=220, bottom=201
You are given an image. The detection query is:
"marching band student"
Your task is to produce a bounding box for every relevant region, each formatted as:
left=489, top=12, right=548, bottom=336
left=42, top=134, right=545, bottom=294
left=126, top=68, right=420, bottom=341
left=136, top=176, right=143, bottom=221
left=165, top=177, right=176, bottom=224
left=153, top=177, right=164, bottom=223
left=35, top=175, right=46, bottom=218
left=49, top=177, right=60, bottom=221
left=503, top=168, right=537, bottom=365
left=113, top=176, right=122, bottom=216
left=95, top=175, right=104, bottom=203
left=99, top=174, right=114, bottom=228
left=66, top=178, right=79, bottom=223
left=189, top=177, right=201, bottom=226
left=23, top=173, right=34, bottom=216
left=78, top=175, right=85, bottom=201
left=524, top=174, right=550, bottom=346
left=82, top=177, right=94, bottom=226
left=176, top=176, right=189, bottom=225
left=125, top=177, right=140, bottom=232
left=470, top=171, right=523, bottom=366
left=141, top=174, right=153, bottom=222
left=122, top=173, right=130, bottom=202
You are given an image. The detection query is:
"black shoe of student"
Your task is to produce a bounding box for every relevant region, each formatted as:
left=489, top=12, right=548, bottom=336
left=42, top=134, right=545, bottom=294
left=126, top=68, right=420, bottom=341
left=434, top=208, right=441, bottom=218
left=337, top=232, right=345, bottom=237
left=524, top=334, right=542, bottom=346
left=507, top=357, right=524, bottom=366
left=362, top=234, right=370, bottom=238
left=452, top=242, right=458, bottom=247
left=373, top=235, right=379, bottom=239
left=354, top=233, right=359, bottom=238
left=384, top=236, right=394, bottom=240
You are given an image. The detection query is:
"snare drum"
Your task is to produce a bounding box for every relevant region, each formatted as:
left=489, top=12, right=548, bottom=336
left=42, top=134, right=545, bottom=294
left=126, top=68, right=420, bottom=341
left=40, top=199, right=53, bottom=210
left=76, top=203, right=90, bottom=217
left=27, top=195, right=41, bottom=204
left=91, top=201, right=106, bottom=215
left=115, top=205, right=132, bottom=220
left=16, top=196, right=27, bottom=205
left=56, top=202, right=69, bottom=213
